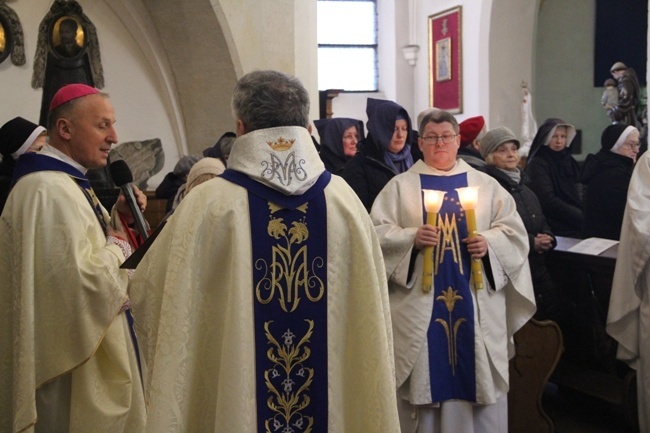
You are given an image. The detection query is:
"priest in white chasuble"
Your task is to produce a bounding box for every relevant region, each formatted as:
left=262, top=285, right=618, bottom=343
left=607, top=149, right=650, bottom=433
left=0, top=84, right=146, bottom=433
left=129, top=70, right=401, bottom=433
left=370, top=110, right=536, bottom=433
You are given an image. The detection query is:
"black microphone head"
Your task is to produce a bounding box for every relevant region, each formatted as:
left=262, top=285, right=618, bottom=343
left=110, top=160, right=134, bottom=186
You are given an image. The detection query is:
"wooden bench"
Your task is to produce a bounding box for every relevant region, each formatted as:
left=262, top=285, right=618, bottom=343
left=508, top=319, right=563, bottom=433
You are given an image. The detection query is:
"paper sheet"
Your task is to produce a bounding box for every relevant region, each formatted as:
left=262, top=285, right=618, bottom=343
left=566, top=237, right=619, bottom=256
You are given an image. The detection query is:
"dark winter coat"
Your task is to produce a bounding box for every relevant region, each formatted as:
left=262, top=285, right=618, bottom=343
left=457, top=146, right=486, bottom=170
left=155, top=172, right=186, bottom=213
left=525, top=118, right=583, bottom=237
left=341, top=98, right=414, bottom=211
left=581, top=150, right=634, bottom=240
left=0, top=157, right=16, bottom=214
left=340, top=134, right=398, bottom=211
left=485, top=165, right=560, bottom=321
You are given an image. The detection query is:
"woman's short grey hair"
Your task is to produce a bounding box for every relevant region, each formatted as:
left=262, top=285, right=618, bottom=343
left=418, top=110, right=459, bottom=136
left=231, top=70, right=310, bottom=132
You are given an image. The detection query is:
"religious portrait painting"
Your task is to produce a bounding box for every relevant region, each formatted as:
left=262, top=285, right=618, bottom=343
left=51, top=15, right=85, bottom=59
left=0, top=16, right=7, bottom=62
left=0, top=1, right=25, bottom=66
left=429, top=6, right=462, bottom=113
left=436, top=37, right=452, bottom=82
left=0, top=6, right=16, bottom=65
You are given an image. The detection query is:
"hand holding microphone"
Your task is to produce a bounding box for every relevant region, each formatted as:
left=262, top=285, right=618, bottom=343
left=110, top=160, right=149, bottom=240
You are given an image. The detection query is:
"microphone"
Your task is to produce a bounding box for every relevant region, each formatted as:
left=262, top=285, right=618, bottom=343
left=109, top=160, right=149, bottom=240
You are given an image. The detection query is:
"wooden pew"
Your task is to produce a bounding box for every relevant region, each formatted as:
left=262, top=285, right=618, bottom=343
left=143, top=191, right=168, bottom=231
left=545, top=237, right=638, bottom=430
left=509, top=319, right=564, bottom=433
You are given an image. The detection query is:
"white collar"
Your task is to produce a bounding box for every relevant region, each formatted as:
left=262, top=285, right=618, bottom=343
left=40, top=144, right=88, bottom=174
left=227, top=126, right=325, bottom=195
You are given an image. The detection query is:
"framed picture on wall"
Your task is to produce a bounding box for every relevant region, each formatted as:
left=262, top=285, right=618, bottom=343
left=0, top=11, right=13, bottom=64
left=429, top=6, right=462, bottom=113
left=50, top=16, right=86, bottom=59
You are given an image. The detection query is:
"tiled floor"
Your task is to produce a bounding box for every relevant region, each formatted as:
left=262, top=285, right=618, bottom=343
left=543, top=383, right=638, bottom=433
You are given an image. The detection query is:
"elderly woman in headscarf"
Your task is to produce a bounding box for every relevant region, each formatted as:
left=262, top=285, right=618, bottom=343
left=341, top=98, right=415, bottom=211
left=480, top=126, right=561, bottom=321
left=525, top=118, right=583, bottom=238
left=581, top=124, right=640, bottom=240
left=0, top=117, right=47, bottom=212
left=313, top=117, right=364, bottom=174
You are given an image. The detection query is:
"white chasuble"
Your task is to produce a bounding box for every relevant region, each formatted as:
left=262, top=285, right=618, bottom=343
left=130, top=126, right=401, bottom=433
left=607, top=150, right=650, bottom=432
left=371, top=159, right=535, bottom=431
left=0, top=150, right=146, bottom=433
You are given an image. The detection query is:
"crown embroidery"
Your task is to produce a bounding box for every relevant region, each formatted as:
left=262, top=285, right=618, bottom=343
left=266, top=137, right=295, bottom=151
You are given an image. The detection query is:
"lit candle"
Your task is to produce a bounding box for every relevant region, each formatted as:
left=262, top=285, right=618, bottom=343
left=455, top=186, right=484, bottom=290
left=422, top=189, right=446, bottom=293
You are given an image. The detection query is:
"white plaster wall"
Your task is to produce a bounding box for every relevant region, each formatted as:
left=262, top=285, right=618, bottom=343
left=213, top=0, right=319, bottom=123
left=1, top=0, right=319, bottom=189
left=0, top=1, right=179, bottom=188
left=409, top=0, right=490, bottom=124
left=331, top=0, right=492, bottom=129
left=488, top=0, right=538, bottom=134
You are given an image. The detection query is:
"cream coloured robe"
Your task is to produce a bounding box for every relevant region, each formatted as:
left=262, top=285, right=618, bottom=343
left=607, top=150, right=650, bottom=432
left=370, top=159, right=536, bottom=407
left=0, top=153, right=146, bottom=432
left=130, top=126, right=401, bottom=432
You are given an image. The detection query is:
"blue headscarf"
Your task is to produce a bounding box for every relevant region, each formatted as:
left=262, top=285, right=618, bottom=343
left=365, top=98, right=414, bottom=173
left=314, top=117, right=364, bottom=159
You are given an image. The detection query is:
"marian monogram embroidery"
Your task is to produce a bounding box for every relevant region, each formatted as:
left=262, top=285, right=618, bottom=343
left=420, top=172, right=476, bottom=402
left=231, top=166, right=330, bottom=431
left=261, top=141, right=308, bottom=187
left=255, top=203, right=325, bottom=313
left=434, top=196, right=466, bottom=276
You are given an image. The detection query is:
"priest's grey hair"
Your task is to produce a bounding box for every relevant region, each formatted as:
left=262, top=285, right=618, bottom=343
left=231, top=70, right=310, bottom=132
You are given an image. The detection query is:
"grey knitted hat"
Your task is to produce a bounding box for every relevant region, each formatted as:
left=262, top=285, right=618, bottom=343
left=479, top=126, right=520, bottom=159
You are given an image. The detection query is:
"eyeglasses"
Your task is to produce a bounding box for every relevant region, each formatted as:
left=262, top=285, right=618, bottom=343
left=623, top=141, right=640, bottom=150
left=422, top=134, right=457, bottom=144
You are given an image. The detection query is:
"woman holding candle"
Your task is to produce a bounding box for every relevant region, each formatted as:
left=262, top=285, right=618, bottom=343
left=479, top=126, right=561, bottom=322
left=371, top=110, right=535, bottom=433
left=524, top=118, right=583, bottom=238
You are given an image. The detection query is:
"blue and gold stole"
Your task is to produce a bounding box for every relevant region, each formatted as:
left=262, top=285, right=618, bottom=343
left=13, top=153, right=108, bottom=234
left=220, top=169, right=331, bottom=433
left=420, top=173, right=477, bottom=403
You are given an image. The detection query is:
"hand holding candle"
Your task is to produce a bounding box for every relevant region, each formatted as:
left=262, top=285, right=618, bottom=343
left=455, top=186, right=484, bottom=290
left=421, top=189, right=446, bottom=293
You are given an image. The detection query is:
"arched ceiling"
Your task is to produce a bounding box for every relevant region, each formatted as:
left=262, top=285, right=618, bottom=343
left=141, top=0, right=238, bottom=155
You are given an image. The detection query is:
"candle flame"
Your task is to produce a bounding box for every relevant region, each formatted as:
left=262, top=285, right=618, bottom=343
left=423, top=189, right=446, bottom=213
left=455, top=186, right=480, bottom=210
